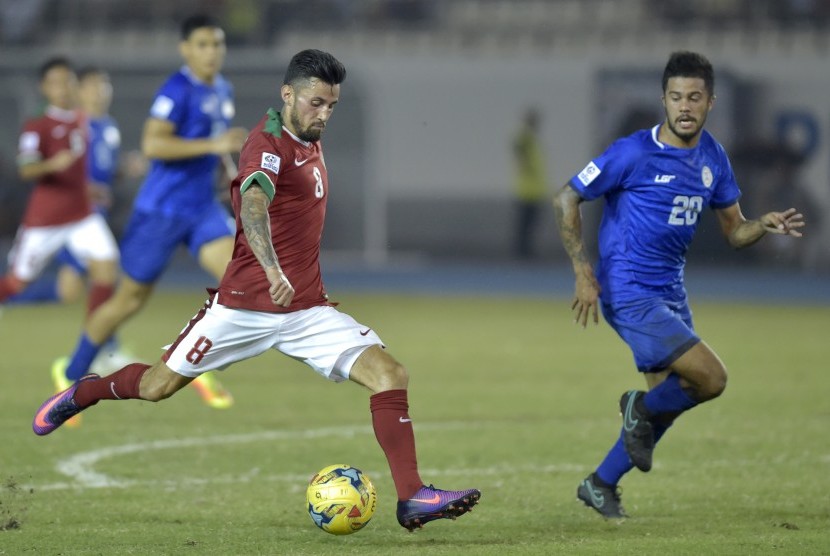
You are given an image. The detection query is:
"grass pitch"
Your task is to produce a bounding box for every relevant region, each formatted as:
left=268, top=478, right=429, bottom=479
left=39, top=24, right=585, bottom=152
left=1, top=288, right=828, bottom=555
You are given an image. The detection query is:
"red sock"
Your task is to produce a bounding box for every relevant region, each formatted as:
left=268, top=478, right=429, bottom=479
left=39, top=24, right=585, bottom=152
left=87, top=283, right=114, bottom=316
left=0, top=275, right=22, bottom=302
left=74, top=363, right=150, bottom=408
left=370, top=389, right=423, bottom=500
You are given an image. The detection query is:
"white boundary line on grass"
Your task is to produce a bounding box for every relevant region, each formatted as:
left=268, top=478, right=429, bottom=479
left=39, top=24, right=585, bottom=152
left=35, top=422, right=589, bottom=492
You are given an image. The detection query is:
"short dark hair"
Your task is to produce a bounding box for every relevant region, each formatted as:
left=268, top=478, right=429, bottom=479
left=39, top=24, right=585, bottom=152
left=283, top=49, right=346, bottom=88
left=181, top=14, right=220, bottom=40
left=39, top=56, right=73, bottom=81
left=662, top=51, right=714, bottom=95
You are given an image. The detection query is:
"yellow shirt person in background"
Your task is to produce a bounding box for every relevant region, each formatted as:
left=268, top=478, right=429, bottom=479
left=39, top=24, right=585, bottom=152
left=512, top=107, right=548, bottom=260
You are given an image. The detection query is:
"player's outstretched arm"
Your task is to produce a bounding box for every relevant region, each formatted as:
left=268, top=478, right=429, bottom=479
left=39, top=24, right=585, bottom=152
left=141, top=118, right=248, bottom=160
left=552, top=184, right=600, bottom=327
left=240, top=183, right=294, bottom=307
left=716, top=203, right=805, bottom=249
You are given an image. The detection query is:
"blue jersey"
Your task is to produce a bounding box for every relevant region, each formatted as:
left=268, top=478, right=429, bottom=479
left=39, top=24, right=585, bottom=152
left=87, top=114, right=120, bottom=187
left=569, top=125, right=741, bottom=304
left=134, top=66, right=234, bottom=216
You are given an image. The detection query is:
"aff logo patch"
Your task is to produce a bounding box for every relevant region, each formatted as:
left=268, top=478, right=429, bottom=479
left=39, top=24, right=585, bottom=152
left=261, top=152, right=281, bottom=174
left=577, top=161, right=601, bottom=186
left=150, top=95, right=175, bottom=119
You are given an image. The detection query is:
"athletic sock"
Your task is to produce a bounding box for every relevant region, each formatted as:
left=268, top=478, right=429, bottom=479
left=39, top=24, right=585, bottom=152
left=65, top=334, right=103, bottom=381
left=595, top=431, right=634, bottom=486
left=643, top=373, right=698, bottom=415
left=6, top=279, right=60, bottom=304
left=0, top=275, right=21, bottom=302
left=369, top=389, right=423, bottom=500
left=595, top=419, right=675, bottom=486
left=74, top=363, right=150, bottom=408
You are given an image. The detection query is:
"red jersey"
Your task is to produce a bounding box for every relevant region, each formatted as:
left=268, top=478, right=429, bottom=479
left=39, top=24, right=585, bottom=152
left=17, top=106, right=90, bottom=227
left=218, top=109, right=332, bottom=313
left=18, top=106, right=92, bottom=226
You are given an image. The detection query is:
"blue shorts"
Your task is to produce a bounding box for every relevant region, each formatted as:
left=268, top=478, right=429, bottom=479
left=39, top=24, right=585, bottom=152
left=601, top=296, right=700, bottom=373
left=54, top=247, right=87, bottom=274
left=120, top=202, right=234, bottom=284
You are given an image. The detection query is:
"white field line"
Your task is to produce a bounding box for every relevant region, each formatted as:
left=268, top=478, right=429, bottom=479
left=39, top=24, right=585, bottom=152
left=34, top=422, right=590, bottom=492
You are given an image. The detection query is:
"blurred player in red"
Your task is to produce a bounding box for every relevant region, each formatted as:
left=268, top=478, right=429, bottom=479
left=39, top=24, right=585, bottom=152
left=0, top=56, right=119, bottom=346
left=33, top=48, right=481, bottom=532
left=8, top=66, right=142, bottom=375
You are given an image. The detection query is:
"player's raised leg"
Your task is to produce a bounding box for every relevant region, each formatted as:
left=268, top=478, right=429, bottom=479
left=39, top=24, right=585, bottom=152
left=33, top=360, right=191, bottom=436
left=349, top=345, right=481, bottom=531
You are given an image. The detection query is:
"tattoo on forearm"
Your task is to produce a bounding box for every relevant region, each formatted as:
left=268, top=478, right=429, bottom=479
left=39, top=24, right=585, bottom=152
left=241, top=187, right=279, bottom=269
left=554, top=198, right=589, bottom=265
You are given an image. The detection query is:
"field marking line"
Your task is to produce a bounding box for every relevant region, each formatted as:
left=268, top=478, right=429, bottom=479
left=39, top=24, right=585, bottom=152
left=35, top=422, right=584, bottom=492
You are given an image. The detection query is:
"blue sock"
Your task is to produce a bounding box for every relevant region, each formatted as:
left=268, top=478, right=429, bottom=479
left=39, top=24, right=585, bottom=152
left=595, top=431, right=634, bottom=486
left=6, top=279, right=60, bottom=304
left=65, top=334, right=103, bottom=381
left=643, top=373, right=697, bottom=416
left=595, top=420, right=675, bottom=486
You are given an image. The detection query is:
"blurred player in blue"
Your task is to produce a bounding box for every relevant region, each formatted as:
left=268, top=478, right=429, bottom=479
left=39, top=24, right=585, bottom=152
left=54, top=14, right=247, bottom=409
left=553, top=51, right=805, bottom=519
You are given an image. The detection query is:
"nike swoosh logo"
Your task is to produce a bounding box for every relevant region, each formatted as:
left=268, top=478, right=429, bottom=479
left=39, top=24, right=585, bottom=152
left=411, top=493, right=440, bottom=504
left=399, top=417, right=412, bottom=423
left=34, top=393, right=62, bottom=428
left=294, top=157, right=310, bottom=166
left=359, top=329, right=371, bottom=336
left=623, top=394, right=638, bottom=432
left=585, top=481, right=605, bottom=507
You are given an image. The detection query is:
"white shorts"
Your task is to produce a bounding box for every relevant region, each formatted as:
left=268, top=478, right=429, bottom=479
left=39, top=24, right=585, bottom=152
left=164, top=295, right=385, bottom=383
left=8, top=213, right=119, bottom=281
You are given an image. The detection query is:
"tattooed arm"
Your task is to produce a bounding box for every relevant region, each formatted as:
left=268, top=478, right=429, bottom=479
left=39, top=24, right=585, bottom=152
left=552, top=184, right=600, bottom=327
left=240, top=182, right=295, bottom=307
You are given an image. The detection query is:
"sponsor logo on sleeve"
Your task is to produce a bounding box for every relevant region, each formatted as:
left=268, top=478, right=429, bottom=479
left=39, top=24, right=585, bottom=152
left=577, top=161, right=601, bottom=186
left=222, top=99, right=235, bottom=120
left=19, top=131, right=39, bottom=152
left=261, top=152, right=281, bottom=174
left=150, top=95, right=175, bottom=119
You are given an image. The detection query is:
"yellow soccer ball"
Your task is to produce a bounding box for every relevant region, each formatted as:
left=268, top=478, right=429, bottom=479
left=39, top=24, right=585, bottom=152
left=306, top=464, right=377, bottom=535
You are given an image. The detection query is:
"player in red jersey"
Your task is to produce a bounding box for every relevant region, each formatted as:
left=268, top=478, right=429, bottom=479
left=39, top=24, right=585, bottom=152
left=33, top=49, right=481, bottom=531
left=0, top=57, right=118, bottom=328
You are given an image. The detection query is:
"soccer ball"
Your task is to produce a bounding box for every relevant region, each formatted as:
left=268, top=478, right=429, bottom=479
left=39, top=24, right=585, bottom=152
left=306, top=464, right=377, bottom=535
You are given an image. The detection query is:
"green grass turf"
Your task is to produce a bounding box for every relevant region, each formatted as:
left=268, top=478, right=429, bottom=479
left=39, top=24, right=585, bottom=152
left=1, top=290, right=828, bottom=555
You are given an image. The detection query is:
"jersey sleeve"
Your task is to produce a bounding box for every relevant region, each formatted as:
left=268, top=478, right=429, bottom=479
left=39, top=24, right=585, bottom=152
left=709, top=143, right=742, bottom=209
left=568, top=138, right=636, bottom=201
left=17, top=120, right=42, bottom=166
left=148, top=75, right=189, bottom=128
left=237, top=131, right=280, bottom=202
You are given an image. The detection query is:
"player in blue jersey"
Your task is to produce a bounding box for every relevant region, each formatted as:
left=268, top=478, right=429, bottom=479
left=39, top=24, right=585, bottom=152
left=53, top=14, right=247, bottom=410
left=553, top=51, right=805, bottom=519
